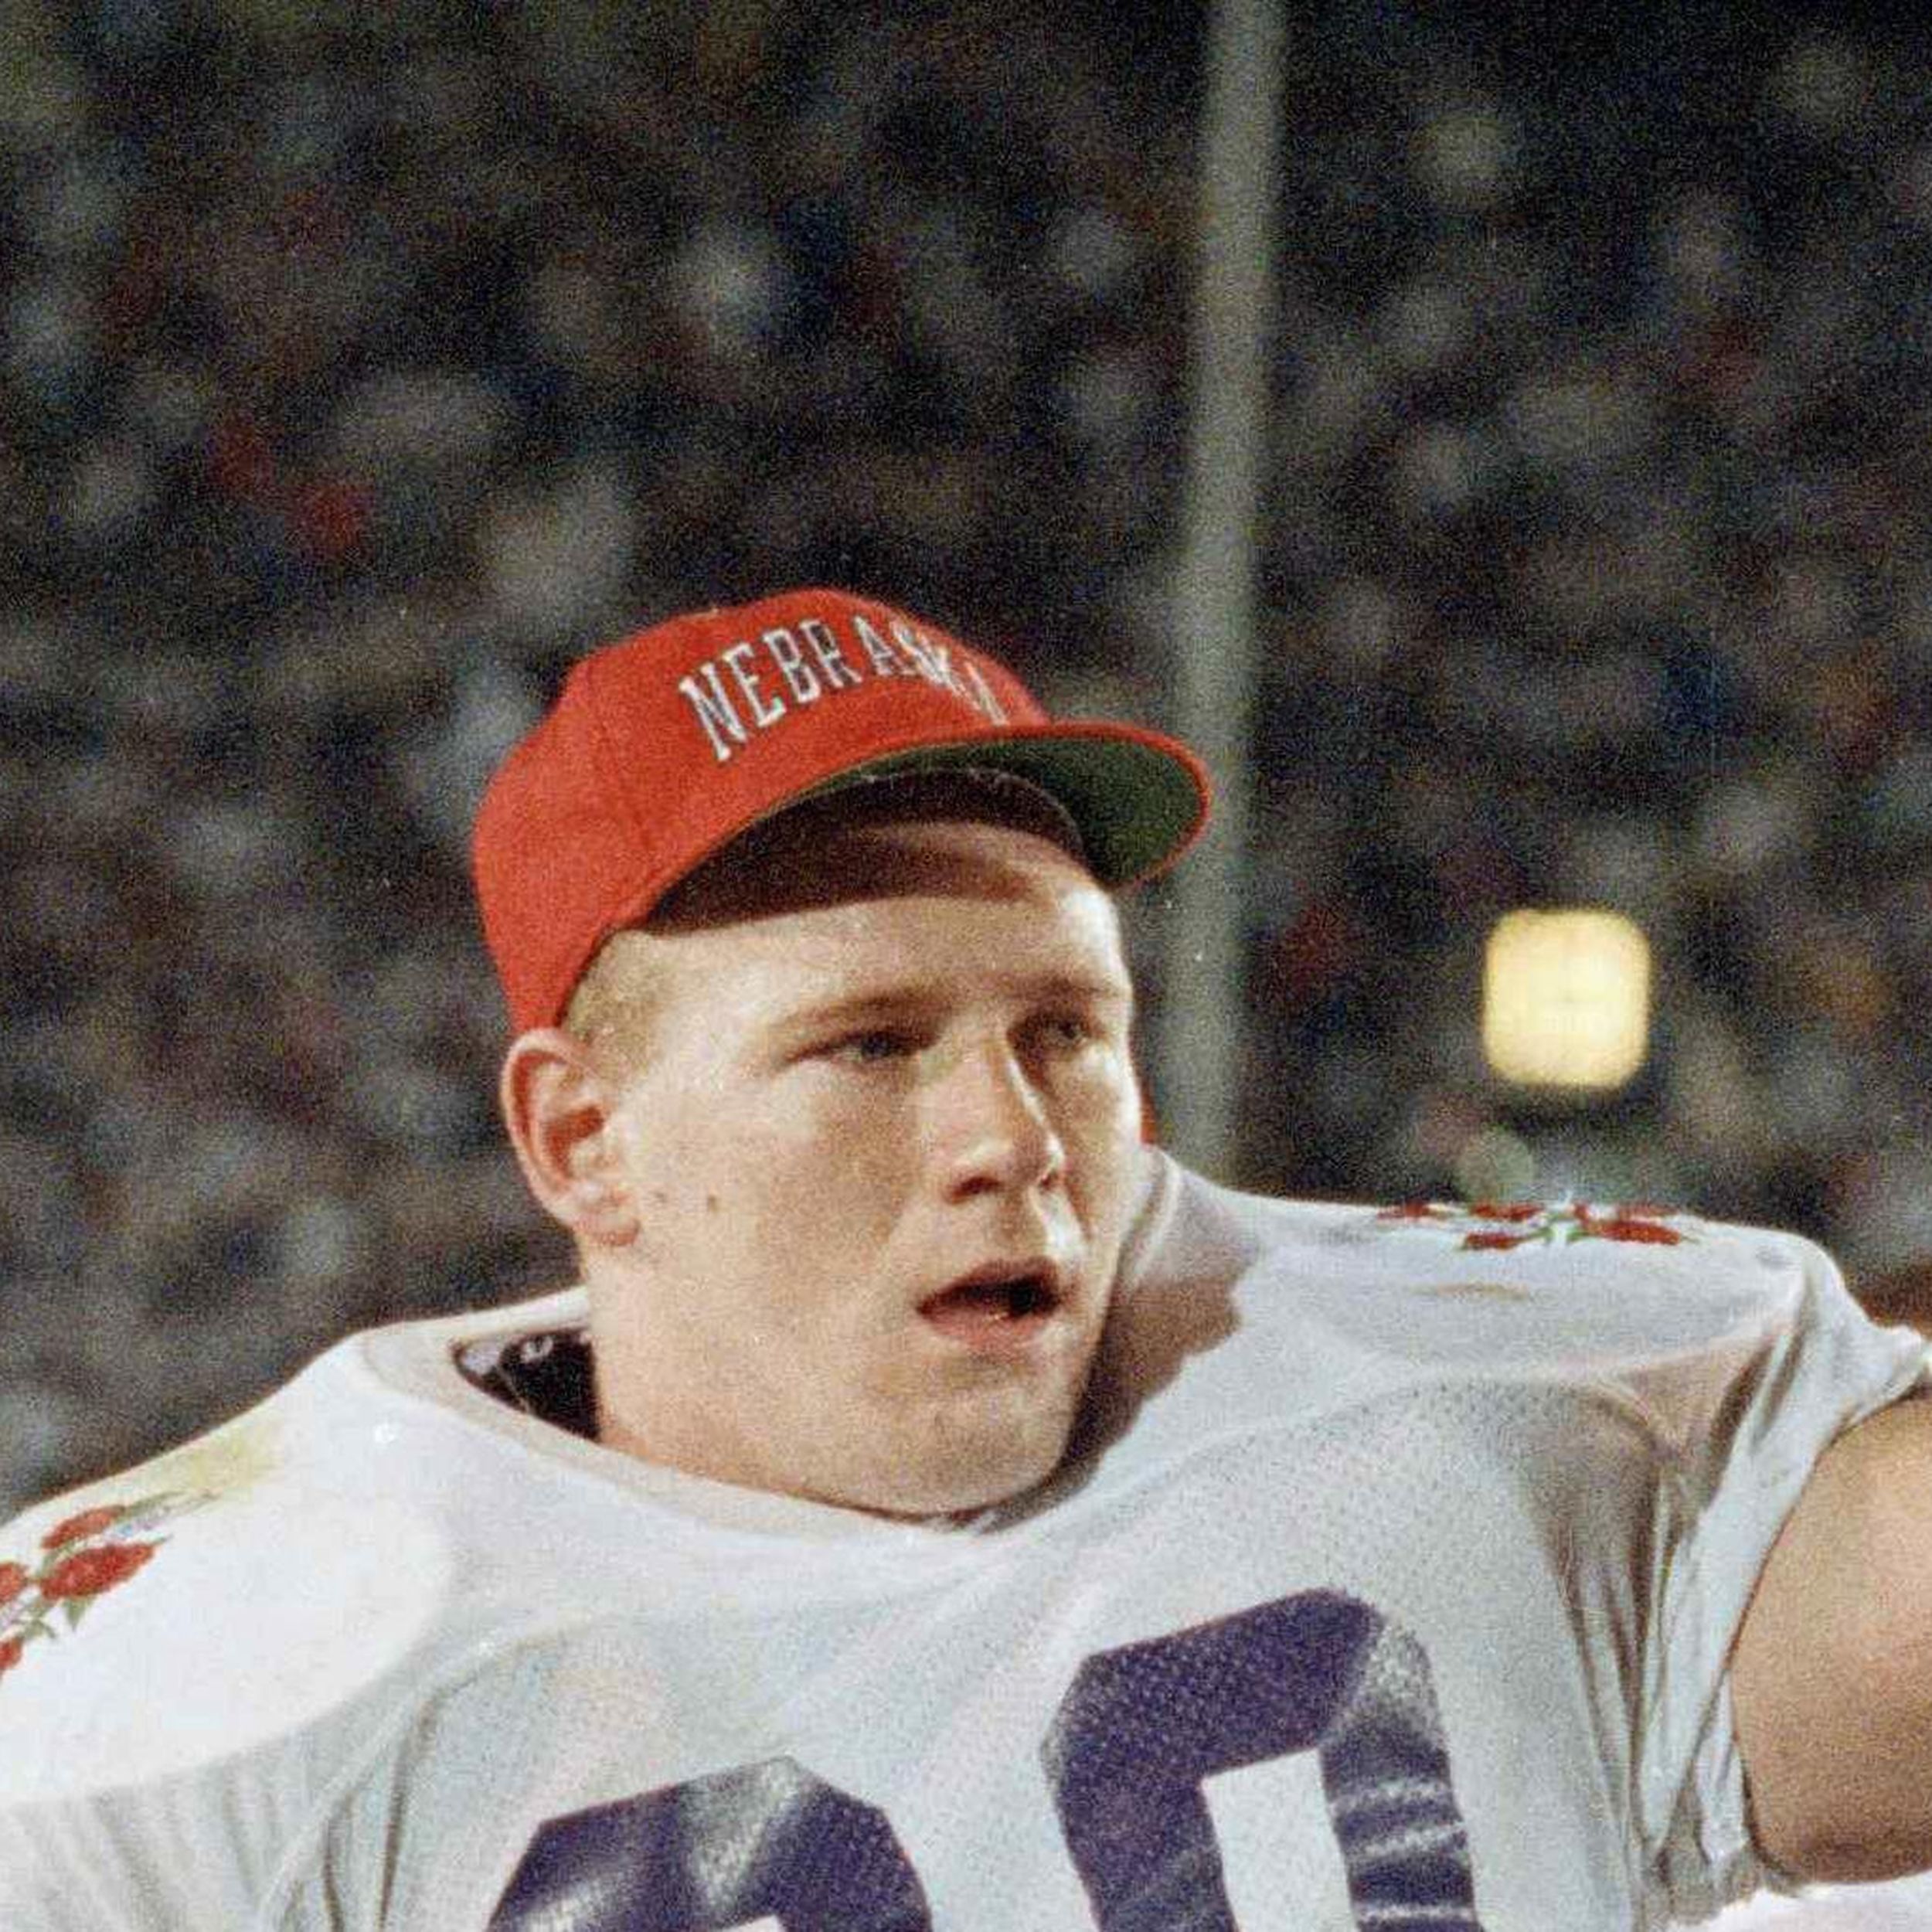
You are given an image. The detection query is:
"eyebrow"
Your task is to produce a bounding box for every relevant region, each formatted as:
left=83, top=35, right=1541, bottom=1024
left=777, top=973, right=1134, bottom=1033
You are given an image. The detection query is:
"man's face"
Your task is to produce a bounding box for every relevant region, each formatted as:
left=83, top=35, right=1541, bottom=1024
left=580, top=812, right=1145, bottom=1517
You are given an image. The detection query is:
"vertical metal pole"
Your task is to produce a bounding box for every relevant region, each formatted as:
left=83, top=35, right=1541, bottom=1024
left=1151, top=0, right=1286, bottom=1178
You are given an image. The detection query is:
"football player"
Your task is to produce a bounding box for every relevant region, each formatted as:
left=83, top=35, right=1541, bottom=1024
left=4, top=588, right=1931, bottom=1929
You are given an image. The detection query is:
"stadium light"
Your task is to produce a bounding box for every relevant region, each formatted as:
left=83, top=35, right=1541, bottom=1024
left=1482, top=909, right=1651, bottom=1092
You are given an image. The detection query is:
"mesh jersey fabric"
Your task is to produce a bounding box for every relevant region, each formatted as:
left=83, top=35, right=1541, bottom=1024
left=0, top=1152, right=1924, bottom=1931
left=1710, top=1873, right=1932, bottom=1928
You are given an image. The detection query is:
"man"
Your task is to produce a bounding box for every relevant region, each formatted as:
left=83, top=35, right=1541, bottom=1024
left=2, top=586, right=1930, bottom=1928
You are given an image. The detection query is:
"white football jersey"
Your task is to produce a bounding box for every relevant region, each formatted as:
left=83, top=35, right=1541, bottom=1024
left=0, top=1154, right=1925, bottom=1930
left=1710, top=1872, right=1932, bottom=1928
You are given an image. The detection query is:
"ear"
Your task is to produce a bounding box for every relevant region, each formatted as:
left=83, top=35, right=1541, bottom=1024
left=499, top=1028, right=640, bottom=1247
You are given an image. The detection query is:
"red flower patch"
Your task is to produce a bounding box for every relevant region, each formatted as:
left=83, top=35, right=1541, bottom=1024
left=40, top=1543, right=156, bottom=1601
left=1590, top=1216, right=1682, bottom=1246
left=1372, top=1198, right=1693, bottom=1253
left=43, top=1506, right=124, bottom=1549
left=0, top=1490, right=213, bottom=1688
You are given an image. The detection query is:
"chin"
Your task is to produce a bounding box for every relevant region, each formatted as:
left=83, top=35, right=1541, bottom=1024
left=850, top=1408, right=1080, bottom=1519
left=854, top=1468, right=1055, bottom=1520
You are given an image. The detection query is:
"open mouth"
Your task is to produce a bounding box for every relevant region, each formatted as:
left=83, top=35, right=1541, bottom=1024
left=918, top=1270, right=1063, bottom=1346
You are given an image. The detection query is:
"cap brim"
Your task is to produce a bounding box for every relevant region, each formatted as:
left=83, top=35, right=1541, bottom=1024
left=794, top=723, right=1210, bottom=887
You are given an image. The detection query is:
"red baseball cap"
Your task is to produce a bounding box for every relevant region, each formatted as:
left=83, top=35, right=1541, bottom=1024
left=472, top=587, right=1211, bottom=1032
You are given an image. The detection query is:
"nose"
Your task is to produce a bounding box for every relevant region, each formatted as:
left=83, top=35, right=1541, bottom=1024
left=934, top=1036, right=1066, bottom=1201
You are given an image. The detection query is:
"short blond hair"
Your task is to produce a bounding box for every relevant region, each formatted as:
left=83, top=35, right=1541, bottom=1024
left=560, top=770, right=1095, bottom=1066
left=563, top=927, right=662, bottom=1059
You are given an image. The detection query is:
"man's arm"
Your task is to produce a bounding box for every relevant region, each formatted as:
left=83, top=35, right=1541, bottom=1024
left=1733, top=1395, right=1932, bottom=1881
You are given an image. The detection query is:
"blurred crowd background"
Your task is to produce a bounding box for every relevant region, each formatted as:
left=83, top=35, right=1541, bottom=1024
left=6, top=0, right=1932, bottom=1509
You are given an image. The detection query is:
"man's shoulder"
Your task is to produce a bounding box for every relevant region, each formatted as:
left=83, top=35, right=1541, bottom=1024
left=1144, top=1156, right=1844, bottom=1338
left=1114, top=1160, right=1902, bottom=1455
left=0, top=1306, right=532, bottom=1808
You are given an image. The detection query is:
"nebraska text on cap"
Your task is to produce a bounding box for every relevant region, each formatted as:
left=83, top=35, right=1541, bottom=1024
left=678, top=607, right=1012, bottom=764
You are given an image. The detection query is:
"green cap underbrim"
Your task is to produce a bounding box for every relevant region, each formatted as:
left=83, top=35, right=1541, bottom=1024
left=795, top=726, right=1211, bottom=888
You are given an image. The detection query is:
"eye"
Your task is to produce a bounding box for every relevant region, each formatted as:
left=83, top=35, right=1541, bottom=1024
left=1027, top=1012, right=1101, bottom=1055
left=825, top=1029, right=917, bottom=1066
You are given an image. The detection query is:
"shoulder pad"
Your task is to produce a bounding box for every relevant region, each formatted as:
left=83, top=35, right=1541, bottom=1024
left=0, top=1423, right=454, bottom=1802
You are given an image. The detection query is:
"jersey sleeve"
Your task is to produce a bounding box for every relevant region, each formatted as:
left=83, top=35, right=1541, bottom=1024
left=1708, top=1869, right=1932, bottom=1928
left=0, top=1481, right=292, bottom=1931
left=0, top=1365, right=464, bottom=1932
left=0, top=1765, right=297, bottom=1932
left=1636, top=1228, right=1931, bottom=1923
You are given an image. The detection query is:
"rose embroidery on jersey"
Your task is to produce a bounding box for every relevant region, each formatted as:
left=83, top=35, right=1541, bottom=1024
left=0, top=1491, right=213, bottom=1685
left=39, top=1542, right=158, bottom=1600
left=43, top=1506, right=128, bottom=1547
left=1373, top=1199, right=1689, bottom=1252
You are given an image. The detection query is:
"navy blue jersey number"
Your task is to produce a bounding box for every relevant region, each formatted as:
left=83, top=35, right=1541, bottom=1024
left=1045, top=1590, right=1484, bottom=1930
left=491, top=1590, right=1487, bottom=1929
left=489, top=1757, right=932, bottom=1930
